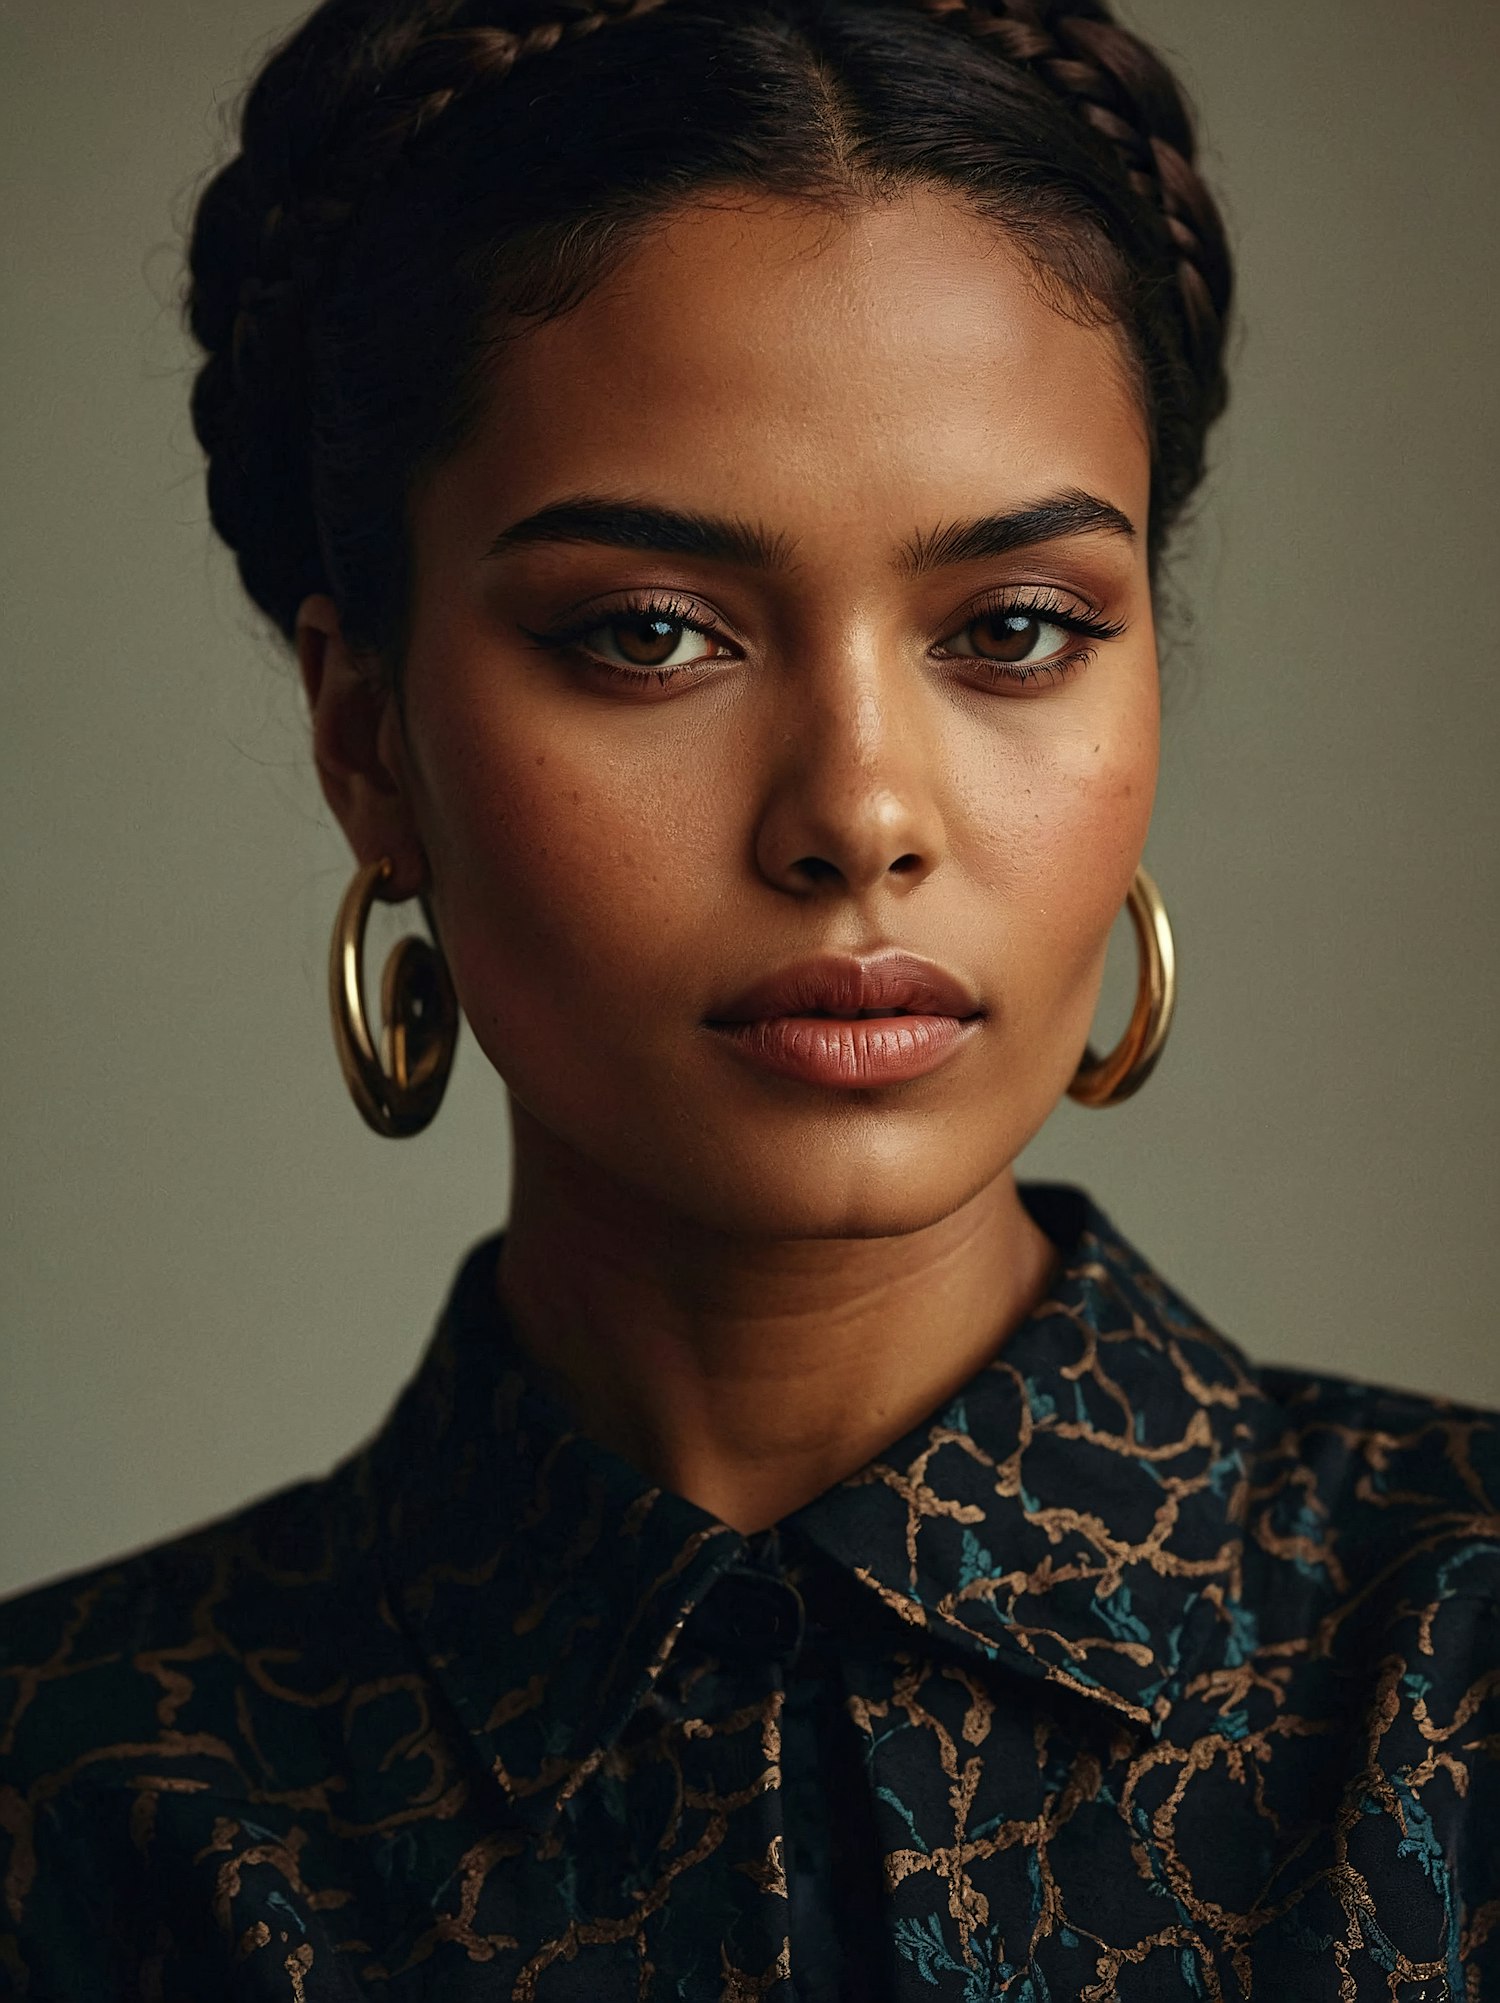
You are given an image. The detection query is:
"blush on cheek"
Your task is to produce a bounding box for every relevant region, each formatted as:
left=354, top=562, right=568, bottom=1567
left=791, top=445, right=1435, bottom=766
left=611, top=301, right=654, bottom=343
left=1012, top=761, right=1155, bottom=1044
left=414, top=735, right=692, bottom=1119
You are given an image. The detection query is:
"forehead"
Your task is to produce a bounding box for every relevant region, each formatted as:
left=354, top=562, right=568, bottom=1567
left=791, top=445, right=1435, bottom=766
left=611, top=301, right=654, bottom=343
left=436, top=185, right=1149, bottom=548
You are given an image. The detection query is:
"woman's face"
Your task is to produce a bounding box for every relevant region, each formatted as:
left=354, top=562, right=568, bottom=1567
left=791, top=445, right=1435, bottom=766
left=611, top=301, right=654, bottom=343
left=347, top=186, right=1157, bottom=1238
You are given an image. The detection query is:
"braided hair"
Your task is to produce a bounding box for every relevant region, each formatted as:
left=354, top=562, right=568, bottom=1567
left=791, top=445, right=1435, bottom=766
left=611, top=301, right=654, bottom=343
left=186, top=0, right=1233, bottom=684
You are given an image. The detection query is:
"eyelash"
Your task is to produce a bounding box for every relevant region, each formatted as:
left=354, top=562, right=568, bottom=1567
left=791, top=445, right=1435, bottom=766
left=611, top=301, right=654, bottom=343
left=522, top=586, right=1124, bottom=690
left=936, top=586, right=1124, bottom=688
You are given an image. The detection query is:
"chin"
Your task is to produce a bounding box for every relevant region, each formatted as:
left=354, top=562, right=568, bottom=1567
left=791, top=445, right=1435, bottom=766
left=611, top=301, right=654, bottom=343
left=504, top=1055, right=1063, bottom=1245
left=623, top=1121, right=1026, bottom=1244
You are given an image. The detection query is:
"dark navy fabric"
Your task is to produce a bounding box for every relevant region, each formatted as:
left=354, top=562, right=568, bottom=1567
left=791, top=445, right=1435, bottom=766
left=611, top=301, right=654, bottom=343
left=3, top=1183, right=1498, bottom=2000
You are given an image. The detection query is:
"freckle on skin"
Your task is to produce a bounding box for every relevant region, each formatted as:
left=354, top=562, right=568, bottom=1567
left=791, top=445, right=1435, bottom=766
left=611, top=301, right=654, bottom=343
left=398, top=186, right=1156, bottom=1453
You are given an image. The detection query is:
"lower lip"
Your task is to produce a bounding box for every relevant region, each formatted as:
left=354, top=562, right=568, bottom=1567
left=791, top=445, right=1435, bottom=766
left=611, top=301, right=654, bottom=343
left=707, top=1013, right=979, bottom=1089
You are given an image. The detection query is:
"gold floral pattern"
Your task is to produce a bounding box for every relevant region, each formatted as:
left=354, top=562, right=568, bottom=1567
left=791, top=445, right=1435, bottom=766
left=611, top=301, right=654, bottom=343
left=2, top=1183, right=1498, bottom=1999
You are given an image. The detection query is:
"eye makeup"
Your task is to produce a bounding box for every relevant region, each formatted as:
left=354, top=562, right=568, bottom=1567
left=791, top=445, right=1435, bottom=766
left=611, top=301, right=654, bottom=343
left=520, top=581, right=1125, bottom=694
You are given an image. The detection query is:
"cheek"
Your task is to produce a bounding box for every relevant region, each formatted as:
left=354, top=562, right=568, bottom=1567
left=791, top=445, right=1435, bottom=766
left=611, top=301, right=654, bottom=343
left=1041, top=766, right=1156, bottom=1025
left=407, top=677, right=730, bottom=1050
left=1035, top=738, right=1156, bottom=934
left=954, top=670, right=1159, bottom=1023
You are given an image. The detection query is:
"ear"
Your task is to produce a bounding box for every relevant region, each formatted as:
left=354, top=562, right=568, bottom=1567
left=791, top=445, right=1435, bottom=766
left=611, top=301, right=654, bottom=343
left=294, top=594, right=427, bottom=899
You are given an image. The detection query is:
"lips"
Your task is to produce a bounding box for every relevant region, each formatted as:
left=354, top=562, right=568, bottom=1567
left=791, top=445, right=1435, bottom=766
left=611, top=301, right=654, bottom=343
left=709, top=953, right=982, bottom=1025
left=705, top=952, right=984, bottom=1089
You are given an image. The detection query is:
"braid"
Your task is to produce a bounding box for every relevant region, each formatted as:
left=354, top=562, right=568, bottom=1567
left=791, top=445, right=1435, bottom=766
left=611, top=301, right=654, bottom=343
left=187, top=0, right=670, bottom=640
left=234, top=0, right=674, bottom=336
left=186, top=0, right=1236, bottom=659
left=911, top=0, right=1231, bottom=393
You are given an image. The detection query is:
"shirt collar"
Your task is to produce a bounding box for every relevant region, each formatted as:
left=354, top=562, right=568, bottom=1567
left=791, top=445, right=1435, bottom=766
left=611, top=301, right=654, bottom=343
left=787, top=1183, right=1268, bottom=1732
left=361, top=1184, right=1269, bottom=1832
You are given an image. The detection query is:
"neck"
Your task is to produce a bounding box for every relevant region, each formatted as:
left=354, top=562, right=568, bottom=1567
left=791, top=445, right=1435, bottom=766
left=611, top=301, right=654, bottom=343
left=494, top=1106, right=1059, bottom=1535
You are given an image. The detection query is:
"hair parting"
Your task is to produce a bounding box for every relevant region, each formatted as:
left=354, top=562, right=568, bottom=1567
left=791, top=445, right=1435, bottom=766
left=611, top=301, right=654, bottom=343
left=185, top=0, right=1233, bottom=688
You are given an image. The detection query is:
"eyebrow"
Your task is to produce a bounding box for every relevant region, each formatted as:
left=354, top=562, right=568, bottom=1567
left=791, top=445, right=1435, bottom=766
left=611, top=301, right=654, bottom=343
left=481, top=487, right=1135, bottom=574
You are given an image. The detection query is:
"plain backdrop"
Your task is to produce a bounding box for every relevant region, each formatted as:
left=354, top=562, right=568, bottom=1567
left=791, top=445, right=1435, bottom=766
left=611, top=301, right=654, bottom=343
left=3, top=0, right=1497, bottom=1599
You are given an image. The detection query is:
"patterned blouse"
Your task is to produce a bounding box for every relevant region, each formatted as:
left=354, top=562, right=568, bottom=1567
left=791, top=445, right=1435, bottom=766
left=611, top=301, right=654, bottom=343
left=3, top=1184, right=1498, bottom=2001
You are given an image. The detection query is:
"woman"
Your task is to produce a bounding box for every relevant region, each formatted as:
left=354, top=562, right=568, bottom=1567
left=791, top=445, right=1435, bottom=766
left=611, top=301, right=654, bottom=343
left=2, top=0, right=1496, bottom=1996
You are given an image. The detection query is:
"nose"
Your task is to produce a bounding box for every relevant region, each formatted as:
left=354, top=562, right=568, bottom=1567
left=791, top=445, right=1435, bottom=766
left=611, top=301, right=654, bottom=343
left=752, top=668, right=946, bottom=900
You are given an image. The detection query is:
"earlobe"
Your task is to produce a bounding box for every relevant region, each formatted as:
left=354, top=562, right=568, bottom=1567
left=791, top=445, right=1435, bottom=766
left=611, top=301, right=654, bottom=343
left=293, top=592, right=425, bottom=889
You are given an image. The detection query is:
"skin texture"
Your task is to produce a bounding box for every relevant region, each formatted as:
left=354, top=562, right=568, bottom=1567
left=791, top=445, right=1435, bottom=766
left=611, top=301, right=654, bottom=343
left=296, top=186, right=1158, bottom=1532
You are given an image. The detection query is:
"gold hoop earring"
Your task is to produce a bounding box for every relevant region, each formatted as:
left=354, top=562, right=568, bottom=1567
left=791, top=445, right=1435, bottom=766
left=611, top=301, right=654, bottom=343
left=329, top=857, right=459, bottom=1138
left=1067, top=865, right=1177, bottom=1109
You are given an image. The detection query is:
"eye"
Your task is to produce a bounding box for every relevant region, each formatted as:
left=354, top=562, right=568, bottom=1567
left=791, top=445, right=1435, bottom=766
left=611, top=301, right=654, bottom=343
left=937, top=591, right=1124, bottom=687
left=576, top=609, right=727, bottom=673
left=957, top=609, right=1073, bottom=666
left=521, top=592, right=734, bottom=685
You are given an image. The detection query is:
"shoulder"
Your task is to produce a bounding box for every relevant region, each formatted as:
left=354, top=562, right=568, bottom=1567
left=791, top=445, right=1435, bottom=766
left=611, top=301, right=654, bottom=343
left=1249, top=1358, right=1500, bottom=1562
left=1069, top=1174, right=1500, bottom=1616
left=1240, top=1357, right=1500, bottom=1644
left=0, top=1456, right=419, bottom=1986
left=0, top=1449, right=386, bottom=1798
left=1058, top=1179, right=1500, bottom=1638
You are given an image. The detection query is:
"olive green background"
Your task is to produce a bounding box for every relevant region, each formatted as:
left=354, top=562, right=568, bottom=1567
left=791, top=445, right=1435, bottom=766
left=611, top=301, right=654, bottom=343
left=3, top=1, right=1497, bottom=1597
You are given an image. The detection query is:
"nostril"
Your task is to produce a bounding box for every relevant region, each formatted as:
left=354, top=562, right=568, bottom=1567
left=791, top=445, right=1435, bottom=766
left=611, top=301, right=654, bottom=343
left=888, top=853, right=922, bottom=876
left=791, top=856, right=842, bottom=886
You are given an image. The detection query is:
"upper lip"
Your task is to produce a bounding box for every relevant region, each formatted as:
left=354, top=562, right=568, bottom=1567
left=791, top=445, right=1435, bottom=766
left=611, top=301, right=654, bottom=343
left=707, top=952, right=984, bottom=1024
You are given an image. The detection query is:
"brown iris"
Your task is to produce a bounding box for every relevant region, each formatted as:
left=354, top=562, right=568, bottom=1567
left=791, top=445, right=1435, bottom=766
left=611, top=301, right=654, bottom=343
left=612, top=615, right=686, bottom=666
left=969, top=612, right=1046, bottom=662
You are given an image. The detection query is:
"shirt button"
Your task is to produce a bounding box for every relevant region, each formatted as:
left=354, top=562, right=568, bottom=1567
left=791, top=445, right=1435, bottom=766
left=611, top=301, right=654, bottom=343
left=685, top=1567, right=807, bottom=1667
